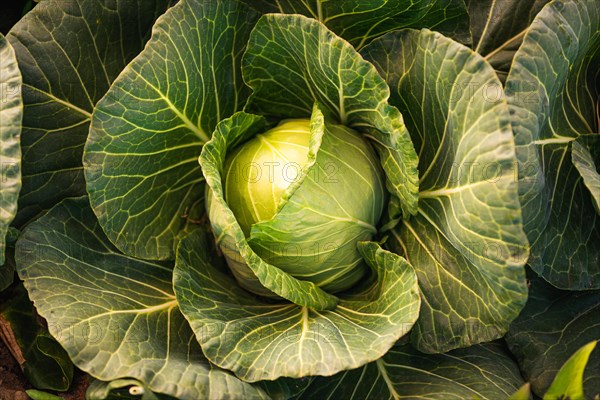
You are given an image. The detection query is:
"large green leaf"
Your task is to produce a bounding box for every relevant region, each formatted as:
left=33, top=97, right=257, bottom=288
left=297, top=342, right=525, bottom=399
left=505, top=0, right=600, bottom=289
left=7, top=0, right=173, bottom=226
left=362, top=29, right=528, bottom=353
left=84, top=0, right=260, bottom=261
left=544, top=341, right=597, bottom=400
left=243, top=14, right=419, bottom=221
left=0, top=284, right=73, bottom=391
left=505, top=273, right=600, bottom=398
left=239, top=0, right=471, bottom=49
left=0, top=33, right=22, bottom=268
left=468, top=0, right=550, bottom=81
left=14, top=197, right=268, bottom=400
left=174, top=228, right=420, bottom=382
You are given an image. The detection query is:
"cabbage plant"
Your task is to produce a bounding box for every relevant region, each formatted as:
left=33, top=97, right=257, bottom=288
left=1, top=0, right=599, bottom=399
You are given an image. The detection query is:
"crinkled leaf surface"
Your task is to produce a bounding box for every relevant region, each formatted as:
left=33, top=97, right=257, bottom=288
left=6, top=0, right=173, bottom=226
left=544, top=341, right=597, bottom=400
left=468, top=0, right=550, bottom=82
left=201, top=111, right=340, bottom=310
left=174, top=229, right=420, bottom=382
left=505, top=0, right=600, bottom=289
left=243, top=14, right=419, bottom=220
left=572, top=137, right=600, bottom=214
left=297, top=341, right=525, bottom=399
left=362, top=28, right=528, bottom=353
left=505, top=273, right=600, bottom=398
left=239, top=0, right=470, bottom=49
left=0, top=284, right=73, bottom=391
left=14, top=197, right=268, bottom=400
left=0, top=33, right=22, bottom=268
left=84, top=0, right=260, bottom=261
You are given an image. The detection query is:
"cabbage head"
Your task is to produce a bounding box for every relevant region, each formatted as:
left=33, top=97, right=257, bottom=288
left=215, top=118, right=385, bottom=295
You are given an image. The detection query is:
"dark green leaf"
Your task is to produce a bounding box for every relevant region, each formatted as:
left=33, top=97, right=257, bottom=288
left=84, top=0, right=260, bottom=260
left=362, top=28, right=528, bottom=353
left=14, top=197, right=268, bottom=400
left=298, top=342, right=525, bottom=399
left=505, top=273, right=600, bottom=398
left=7, top=0, right=174, bottom=226
left=239, top=0, right=471, bottom=49
left=505, top=0, right=600, bottom=289
left=0, top=33, right=22, bottom=267
left=0, top=284, right=73, bottom=391
left=468, top=0, right=550, bottom=82
left=174, top=229, right=420, bottom=381
left=243, top=14, right=419, bottom=220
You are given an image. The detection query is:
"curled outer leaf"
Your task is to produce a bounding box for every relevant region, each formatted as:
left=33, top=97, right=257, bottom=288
left=174, top=229, right=420, bottom=381
left=362, top=28, right=528, bottom=353
left=84, top=0, right=260, bottom=260
left=242, top=14, right=419, bottom=221
left=505, top=0, right=600, bottom=289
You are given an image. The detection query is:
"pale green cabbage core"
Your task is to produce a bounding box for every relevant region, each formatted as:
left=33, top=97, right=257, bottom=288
left=224, top=119, right=311, bottom=236
left=223, top=119, right=385, bottom=293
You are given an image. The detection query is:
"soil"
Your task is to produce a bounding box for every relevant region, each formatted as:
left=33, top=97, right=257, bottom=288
left=0, top=340, right=89, bottom=400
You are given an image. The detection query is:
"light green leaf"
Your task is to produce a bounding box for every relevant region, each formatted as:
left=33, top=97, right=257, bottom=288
left=240, top=0, right=471, bottom=49
left=0, top=284, right=73, bottom=391
left=7, top=0, right=173, bottom=226
left=243, top=14, right=419, bottom=220
left=84, top=0, right=260, bottom=261
left=174, top=229, right=420, bottom=381
left=505, top=273, right=600, bottom=398
left=298, top=342, right=525, bottom=399
left=508, top=383, right=532, bottom=400
left=468, top=0, right=550, bottom=82
left=14, top=197, right=268, bottom=400
left=362, top=28, right=528, bottom=353
left=505, top=0, right=600, bottom=289
left=0, top=33, right=22, bottom=268
left=201, top=110, right=339, bottom=309
left=544, top=341, right=597, bottom=400
left=572, top=137, right=600, bottom=214
left=25, top=390, right=63, bottom=400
